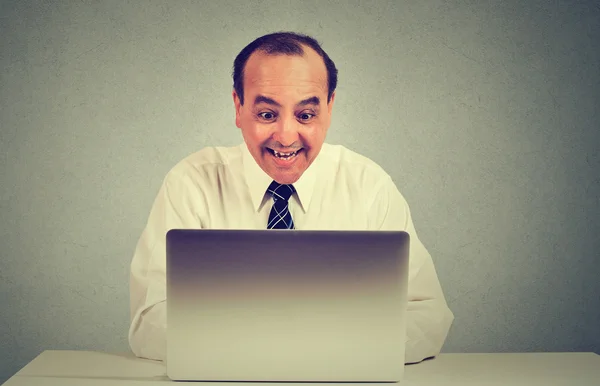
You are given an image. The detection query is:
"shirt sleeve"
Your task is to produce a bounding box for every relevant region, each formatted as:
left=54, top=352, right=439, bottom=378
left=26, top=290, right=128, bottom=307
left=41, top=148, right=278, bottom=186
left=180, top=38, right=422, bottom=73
left=129, top=166, right=204, bottom=361
left=370, top=176, right=454, bottom=364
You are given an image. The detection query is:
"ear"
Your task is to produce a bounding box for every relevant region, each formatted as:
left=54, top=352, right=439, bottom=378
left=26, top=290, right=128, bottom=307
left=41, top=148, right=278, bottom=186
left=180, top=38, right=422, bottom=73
left=327, top=91, right=336, bottom=114
left=233, top=90, right=243, bottom=129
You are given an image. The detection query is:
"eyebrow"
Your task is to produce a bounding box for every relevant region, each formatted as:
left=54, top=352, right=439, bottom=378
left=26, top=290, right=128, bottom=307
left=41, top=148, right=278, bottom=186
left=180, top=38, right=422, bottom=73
left=253, top=95, right=321, bottom=107
left=298, top=96, right=320, bottom=107
left=254, top=95, right=281, bottom=107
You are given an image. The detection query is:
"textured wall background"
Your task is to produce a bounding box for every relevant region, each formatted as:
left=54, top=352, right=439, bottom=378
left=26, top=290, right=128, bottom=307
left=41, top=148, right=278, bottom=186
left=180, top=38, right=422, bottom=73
left=1, top=0, right=599, bottom=382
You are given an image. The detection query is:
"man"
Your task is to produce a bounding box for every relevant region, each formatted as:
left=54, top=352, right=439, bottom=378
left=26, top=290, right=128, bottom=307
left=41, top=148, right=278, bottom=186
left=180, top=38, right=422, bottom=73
left=129, top=32, right=453, bottom=364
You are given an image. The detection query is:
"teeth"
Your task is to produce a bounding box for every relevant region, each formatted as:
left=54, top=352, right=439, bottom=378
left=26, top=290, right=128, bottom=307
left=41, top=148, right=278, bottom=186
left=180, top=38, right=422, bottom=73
left=273, top=150, right=298, bottom=159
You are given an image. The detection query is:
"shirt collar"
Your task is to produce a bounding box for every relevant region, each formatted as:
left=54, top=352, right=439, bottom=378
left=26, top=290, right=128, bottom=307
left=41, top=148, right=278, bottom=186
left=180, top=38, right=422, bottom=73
left=241, top=143, right=273, bottom=212
left=241, top=143, right=319, bottom=213
left=292, top=150, right=318, bottom=213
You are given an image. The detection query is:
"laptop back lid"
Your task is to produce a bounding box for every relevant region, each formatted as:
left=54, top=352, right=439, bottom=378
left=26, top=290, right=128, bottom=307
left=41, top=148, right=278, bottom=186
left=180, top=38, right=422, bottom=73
left=166, top=229, right=409, bottom=382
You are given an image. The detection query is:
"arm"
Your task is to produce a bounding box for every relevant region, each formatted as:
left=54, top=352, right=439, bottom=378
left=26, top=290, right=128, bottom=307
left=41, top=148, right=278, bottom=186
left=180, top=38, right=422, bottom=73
left=370, top=177, right=454, bottom=363
left=129, top=167, right=203, bottom=360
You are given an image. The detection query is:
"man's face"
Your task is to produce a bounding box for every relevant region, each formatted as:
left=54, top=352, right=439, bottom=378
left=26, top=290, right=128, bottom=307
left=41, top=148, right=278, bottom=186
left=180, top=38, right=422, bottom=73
left=233, top=47, right=335, bottom=184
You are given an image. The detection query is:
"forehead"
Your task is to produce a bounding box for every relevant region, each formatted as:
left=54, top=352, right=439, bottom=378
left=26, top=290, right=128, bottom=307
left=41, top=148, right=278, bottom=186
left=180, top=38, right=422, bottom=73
left=243, top=47, right=328, bottom=102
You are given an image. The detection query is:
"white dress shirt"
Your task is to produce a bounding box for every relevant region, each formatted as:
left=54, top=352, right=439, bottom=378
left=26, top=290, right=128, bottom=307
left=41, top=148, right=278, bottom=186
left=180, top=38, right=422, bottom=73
left=129, top=142, right=453, bottom=364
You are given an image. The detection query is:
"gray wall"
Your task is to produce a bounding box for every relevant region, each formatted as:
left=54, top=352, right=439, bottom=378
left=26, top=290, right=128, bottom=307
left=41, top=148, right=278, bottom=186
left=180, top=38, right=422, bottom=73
left=1, top=0, right=599, bottom=382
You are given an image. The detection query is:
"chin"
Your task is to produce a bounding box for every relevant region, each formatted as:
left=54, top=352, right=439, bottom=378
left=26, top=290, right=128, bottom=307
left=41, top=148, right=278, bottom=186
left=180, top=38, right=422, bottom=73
left=271, top=174, right=301, bottom=185
left=267, top=168, right=302, bottom=184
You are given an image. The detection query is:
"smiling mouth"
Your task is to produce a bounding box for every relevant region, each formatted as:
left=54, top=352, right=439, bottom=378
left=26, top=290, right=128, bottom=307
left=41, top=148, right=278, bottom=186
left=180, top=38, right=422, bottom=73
left=266, top=148, right=303, bottom=160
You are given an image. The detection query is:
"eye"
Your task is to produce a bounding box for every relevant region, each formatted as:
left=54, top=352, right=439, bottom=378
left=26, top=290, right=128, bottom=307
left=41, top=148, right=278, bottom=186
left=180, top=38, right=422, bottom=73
left=258, top=111, right=277, bottom=121
left=298, top=112, right=315, bottom=122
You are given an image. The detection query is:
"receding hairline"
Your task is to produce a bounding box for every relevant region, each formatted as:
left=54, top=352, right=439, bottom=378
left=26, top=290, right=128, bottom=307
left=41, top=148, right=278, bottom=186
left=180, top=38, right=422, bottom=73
left=233, top=32, right=338, bottom=105
left=242, top=45, right=329, bottom=88
left=247, top=43, right=326, bottom=66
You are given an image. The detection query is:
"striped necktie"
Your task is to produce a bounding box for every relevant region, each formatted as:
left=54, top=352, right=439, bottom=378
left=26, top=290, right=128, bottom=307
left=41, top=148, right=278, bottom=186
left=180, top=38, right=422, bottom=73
left=266, top=181, right=296, bottom=229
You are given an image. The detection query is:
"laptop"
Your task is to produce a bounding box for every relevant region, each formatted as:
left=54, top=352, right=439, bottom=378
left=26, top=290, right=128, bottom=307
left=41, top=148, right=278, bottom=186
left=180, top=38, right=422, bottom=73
left=166, top=229, right=410, bottom=382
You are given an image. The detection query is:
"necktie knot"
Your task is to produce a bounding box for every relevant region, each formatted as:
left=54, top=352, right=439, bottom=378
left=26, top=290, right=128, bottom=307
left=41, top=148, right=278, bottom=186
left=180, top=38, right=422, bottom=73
left=267, top=180, right=296, bottom=202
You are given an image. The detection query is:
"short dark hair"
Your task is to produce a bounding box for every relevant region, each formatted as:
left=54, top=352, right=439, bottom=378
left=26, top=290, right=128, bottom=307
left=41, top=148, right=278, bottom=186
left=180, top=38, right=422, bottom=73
left=232, top=32, right=338, bottom=105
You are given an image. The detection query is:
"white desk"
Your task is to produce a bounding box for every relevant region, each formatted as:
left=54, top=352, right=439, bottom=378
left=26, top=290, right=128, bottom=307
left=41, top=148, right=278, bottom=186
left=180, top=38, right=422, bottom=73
left=4, top=351, right=600, bottom=385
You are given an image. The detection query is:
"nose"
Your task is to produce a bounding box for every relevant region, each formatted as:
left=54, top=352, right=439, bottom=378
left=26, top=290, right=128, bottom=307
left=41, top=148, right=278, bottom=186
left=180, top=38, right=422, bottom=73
left=272, top=115, right=300, bottom=147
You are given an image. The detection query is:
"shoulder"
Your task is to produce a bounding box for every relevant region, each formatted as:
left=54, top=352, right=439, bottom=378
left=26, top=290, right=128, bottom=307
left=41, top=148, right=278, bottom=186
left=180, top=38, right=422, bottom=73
left=318, top=143, right=392, bottom=185
left=165, top=145, right=243, bottom=184
left=179, top=145, right=242, bottom=169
